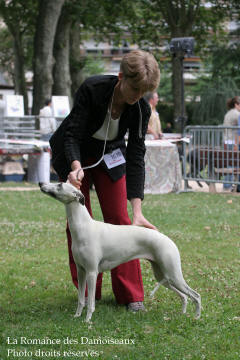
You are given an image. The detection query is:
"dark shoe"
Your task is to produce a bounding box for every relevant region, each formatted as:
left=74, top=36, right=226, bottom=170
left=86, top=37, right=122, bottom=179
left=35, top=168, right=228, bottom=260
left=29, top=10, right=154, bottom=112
left=126, top=302, right=146, bottom=312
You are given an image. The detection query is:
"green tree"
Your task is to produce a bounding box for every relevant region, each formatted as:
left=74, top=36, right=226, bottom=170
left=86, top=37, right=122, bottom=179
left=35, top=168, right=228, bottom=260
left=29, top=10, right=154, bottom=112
left=32, top=0, right=65, bottom=115
left=53, top=0, right=95, bottom=101
left=0, top=0, right=37, bottom=114
left=188, top=0, right=240, bottom=125
left=0, top=28, right=14, bottom=84
left=191, top=77, right=239, bottom=125
left=53, top=0, right=131, bottom=100
left=52, top=3, right=73, bottom=101
left=127, top=0, right=229, bottom=130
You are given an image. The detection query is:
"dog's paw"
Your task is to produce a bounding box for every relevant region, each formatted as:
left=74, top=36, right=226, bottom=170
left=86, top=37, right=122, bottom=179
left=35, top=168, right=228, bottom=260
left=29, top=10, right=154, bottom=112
left=74, top=312, right=82, bottom=318
left=85, top=317, right=93, bottom=323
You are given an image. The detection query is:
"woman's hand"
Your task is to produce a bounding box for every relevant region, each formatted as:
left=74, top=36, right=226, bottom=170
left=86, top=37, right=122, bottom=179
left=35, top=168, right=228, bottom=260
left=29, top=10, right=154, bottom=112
left=68, top=168, right=84, bottom=189
left=132, top=213, right=157, bottom=230
left=130, top=198, right=157, bottom=230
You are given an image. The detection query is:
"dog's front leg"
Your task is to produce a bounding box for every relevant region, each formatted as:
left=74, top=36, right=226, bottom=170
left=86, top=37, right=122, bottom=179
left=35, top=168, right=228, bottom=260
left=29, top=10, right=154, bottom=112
left=85, top=271, right=97, bottom=322
left=74, top=265, right=86, bottom=318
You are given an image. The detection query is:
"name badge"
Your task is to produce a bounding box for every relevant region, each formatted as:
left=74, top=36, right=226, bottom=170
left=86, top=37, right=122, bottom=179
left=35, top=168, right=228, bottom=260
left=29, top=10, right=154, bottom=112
left=103, top=148, right=126, bottom=169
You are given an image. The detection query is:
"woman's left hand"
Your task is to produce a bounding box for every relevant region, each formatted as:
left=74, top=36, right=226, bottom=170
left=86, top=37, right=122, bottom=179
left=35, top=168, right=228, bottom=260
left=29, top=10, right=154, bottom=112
left=132, top=213, right=157, bottom=230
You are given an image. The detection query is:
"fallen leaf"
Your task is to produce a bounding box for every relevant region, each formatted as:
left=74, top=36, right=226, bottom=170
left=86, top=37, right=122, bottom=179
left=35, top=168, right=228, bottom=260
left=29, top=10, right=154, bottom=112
left=163, top=316, right=171, bottom=321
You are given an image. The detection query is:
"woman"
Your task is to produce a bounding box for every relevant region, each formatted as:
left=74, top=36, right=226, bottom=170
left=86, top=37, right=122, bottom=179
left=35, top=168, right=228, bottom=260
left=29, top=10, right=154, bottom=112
left=145, top=91, right=162, bottom=140
left=50, top=50, right=160, bottom=312
left=223, top=96, right=240, bottom=190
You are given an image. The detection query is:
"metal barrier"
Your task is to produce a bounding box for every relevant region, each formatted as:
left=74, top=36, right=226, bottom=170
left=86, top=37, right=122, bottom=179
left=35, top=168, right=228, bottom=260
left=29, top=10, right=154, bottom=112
left=0, top=116, right=40, bottom=139
left=183, top=126, right=240, bottom=190
left=0, top=116, right=63, bottom=139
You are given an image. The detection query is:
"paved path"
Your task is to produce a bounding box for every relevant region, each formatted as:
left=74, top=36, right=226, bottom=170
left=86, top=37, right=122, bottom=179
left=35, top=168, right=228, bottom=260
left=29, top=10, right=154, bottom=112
left=182, top=180, right=223, bottom=192
left=182, top=180, right=240, bottom=194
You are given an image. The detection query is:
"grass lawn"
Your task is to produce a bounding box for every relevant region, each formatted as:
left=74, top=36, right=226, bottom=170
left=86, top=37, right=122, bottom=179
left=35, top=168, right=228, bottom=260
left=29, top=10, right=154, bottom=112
left=0, top=183, right=239, bottom=360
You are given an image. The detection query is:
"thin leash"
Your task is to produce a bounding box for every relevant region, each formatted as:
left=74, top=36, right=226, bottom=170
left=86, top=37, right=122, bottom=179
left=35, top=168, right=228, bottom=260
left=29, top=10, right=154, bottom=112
left=81, top=87, right=116, bottom=171
left=76, top=91, right=142, bottom=178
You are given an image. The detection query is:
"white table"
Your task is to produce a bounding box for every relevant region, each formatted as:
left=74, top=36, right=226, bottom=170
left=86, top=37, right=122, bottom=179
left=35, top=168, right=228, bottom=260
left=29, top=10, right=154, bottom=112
left=144, top=140, right=182, bottom=194
left=0, top=138, right=50, bottom=183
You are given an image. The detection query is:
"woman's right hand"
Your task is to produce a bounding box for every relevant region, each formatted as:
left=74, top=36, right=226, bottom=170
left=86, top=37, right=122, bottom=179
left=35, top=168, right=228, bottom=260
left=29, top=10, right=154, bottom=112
left=68, top=168, right=84, bottom=189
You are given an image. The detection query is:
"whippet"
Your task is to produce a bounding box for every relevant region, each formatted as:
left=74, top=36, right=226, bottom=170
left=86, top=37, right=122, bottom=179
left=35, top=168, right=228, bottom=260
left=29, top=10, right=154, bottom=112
left=39, top=182, right=201, bottom=322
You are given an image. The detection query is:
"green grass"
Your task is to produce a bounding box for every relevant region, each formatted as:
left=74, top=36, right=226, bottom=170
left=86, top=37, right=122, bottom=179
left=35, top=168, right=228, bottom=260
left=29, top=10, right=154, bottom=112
left=0, top=181, right=38, bottom=188
left=0, top=184, right=240, bottom=360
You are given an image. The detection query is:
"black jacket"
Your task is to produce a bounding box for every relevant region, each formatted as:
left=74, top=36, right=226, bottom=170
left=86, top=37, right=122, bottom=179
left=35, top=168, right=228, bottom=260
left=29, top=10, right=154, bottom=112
left=50, top=75, right=151, bottom=200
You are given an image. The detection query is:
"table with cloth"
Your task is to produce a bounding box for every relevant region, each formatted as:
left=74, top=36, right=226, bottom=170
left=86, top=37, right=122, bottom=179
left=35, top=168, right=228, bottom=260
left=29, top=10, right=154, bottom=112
left=0, top=138, right=50, bottom=183
left=144, top=140, right=182, bottom=194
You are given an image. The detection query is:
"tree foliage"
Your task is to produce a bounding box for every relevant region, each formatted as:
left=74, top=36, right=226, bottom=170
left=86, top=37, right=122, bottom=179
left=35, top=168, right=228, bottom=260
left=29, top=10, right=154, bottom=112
left=0, top=27, right=14, bottom=83
left=0, top=0, right=240, bottom=122
left=191, top=77, right=240, bottom=125
left=189, top=0, right=240, bottom=125
left=0, top=0, right=37, bottom=113
left=125, top=0, right=230, bottom=129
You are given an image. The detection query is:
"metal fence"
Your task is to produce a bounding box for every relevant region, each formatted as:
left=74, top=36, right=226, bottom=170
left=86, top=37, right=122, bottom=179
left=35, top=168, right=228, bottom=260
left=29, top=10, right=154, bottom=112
left=0, top=116, right=63, bottom=139
left=183, top=125, right=240, bottom=190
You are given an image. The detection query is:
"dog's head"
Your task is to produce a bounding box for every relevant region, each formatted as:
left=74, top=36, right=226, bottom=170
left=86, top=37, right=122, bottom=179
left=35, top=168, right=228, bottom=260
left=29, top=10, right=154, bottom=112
left=39, top=182, right=85, bottom=205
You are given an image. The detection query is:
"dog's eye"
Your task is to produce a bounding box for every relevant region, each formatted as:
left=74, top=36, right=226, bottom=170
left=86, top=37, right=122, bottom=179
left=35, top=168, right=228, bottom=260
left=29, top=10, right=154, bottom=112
left=57, top=183, right=62, bottom=190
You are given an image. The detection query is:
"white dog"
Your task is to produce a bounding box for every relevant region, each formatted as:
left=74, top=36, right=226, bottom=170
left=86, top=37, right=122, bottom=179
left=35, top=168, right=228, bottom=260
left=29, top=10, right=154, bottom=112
left=40, top=182, right=201, bottom=322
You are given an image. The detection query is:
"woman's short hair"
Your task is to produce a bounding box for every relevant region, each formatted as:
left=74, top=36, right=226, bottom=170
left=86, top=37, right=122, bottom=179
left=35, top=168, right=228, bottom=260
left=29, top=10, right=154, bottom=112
left=120, top=50, right=160, bottom=92
left=227, top=96, right=240, bottom=110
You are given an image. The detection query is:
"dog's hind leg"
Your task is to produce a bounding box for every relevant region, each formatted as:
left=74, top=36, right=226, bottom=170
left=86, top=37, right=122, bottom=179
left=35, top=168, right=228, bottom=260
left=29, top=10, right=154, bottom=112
left=149, top=261, right=165, bottom=297
left=150, top=279, right=166, bottom=297
left=85, top=271, right=98, bottom=322
left=165, top=283, right=188, bottom=314
left=150, top=279, right=188, bottom=314
left=184, top=285, right=201, bottom=319
left=168, top=280, right=201, bottom=319
left=74, top=265, right=86, bottom=318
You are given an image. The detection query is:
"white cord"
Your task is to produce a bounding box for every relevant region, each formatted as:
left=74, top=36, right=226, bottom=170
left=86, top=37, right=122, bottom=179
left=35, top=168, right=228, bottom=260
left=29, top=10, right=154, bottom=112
left=81, top=91, right=142, bottom=171
left=81, top=88, right=115, bottom=171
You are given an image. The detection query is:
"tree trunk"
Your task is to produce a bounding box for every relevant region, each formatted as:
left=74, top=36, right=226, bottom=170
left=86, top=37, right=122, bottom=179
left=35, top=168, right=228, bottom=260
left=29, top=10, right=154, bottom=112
left=32, top=0, right=65, bottom=115
left=70, top=23, right=85, bottom=98
left=13, top=31, right=29, bottom=114
left=1, top=5, right=29, bottom=115
left=170, top=25, right=190, bottom=132
left=52, top=9, right=72, bottom=105
left=171, top=54, right=185, bottom=132
left=154, top=0, right=199, bottom=131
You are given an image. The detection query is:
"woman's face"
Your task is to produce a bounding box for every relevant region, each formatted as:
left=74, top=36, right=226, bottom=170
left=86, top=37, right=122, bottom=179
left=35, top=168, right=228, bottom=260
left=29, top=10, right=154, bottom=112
left=118, top=73, right=146, bottom=105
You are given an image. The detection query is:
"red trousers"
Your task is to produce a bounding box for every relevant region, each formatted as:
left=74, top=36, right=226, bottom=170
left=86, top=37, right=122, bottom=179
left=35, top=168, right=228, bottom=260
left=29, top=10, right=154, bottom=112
left=66, top=162, right=144, bottom=304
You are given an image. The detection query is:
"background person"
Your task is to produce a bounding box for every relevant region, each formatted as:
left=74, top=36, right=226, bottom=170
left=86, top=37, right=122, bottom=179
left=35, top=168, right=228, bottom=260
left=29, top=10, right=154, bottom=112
left=39, top=99, right=56, bottom=141
left=145, top=92, right=162, bottom=139
left=50, top=50, right=160, bottom=312
left=163, top=122, right=173, bottom=133
left=223, top=96, right=240, bottom=191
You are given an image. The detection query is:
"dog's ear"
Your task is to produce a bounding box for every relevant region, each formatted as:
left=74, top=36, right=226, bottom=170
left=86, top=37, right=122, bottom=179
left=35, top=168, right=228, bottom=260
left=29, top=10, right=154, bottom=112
left=79, top=194, right=85, bottom=206
left=57, top=182, right=63, bottom=190
left=73, top=191, right=85, bottom=205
